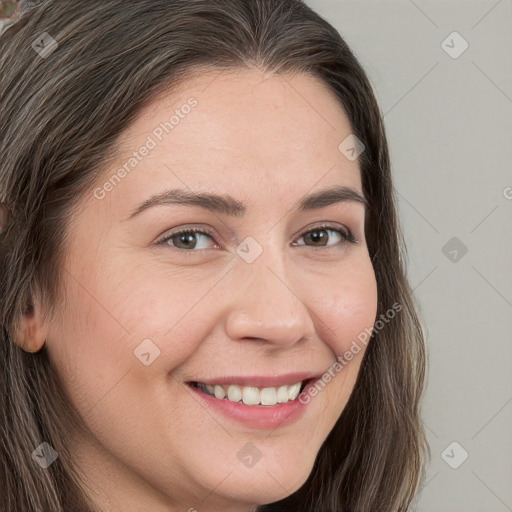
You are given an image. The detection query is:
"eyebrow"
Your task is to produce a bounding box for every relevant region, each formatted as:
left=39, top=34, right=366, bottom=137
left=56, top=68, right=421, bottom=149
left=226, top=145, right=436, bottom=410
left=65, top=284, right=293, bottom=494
left=125, top=185, right=368, bottom=221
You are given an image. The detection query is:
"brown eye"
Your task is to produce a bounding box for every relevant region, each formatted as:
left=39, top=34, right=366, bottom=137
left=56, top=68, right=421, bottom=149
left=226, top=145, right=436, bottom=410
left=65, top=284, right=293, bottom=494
left=155, top=223, right=357, bottom=255
left=295, top=225, right=357, bottom=248
left=157, top=227, right=217, bottom=251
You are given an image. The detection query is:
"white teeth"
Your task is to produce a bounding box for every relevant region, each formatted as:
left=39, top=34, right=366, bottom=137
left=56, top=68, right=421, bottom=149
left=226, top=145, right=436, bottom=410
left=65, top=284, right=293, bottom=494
left=288, top=382, right=302, bottom=401
left=260, top=387, right=278, bottom=406
left=227, top=385, right=242, bottom=403
left=277, top=385, right=289, bottom=403
left=197, top=381, right=305, bottom=406
left=242, top=386, right=260, bottom=405
left=214, top=384, right=226, bottom=399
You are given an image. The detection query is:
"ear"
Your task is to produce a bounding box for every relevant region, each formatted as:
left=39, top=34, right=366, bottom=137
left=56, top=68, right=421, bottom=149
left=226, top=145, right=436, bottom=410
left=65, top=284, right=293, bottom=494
left=14, top=296, right=50, bottom=353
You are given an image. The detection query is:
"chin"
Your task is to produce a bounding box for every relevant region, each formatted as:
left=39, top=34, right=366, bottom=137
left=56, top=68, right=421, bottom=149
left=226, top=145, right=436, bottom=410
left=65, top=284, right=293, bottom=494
left=220, top=458, right=313, bottom=505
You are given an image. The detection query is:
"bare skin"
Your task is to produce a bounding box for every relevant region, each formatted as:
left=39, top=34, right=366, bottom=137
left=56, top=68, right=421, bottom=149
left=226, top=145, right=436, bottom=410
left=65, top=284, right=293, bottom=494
left=17, top=68, right=378, bottom=512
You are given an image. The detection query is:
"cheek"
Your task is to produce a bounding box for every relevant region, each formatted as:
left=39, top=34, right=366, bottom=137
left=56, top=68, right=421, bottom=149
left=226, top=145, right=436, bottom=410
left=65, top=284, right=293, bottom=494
left=50, top=252, right=222, bottom=383
left=65, top=251, right=378, bottom=381
left=313, top=258, right=378, bottom=360
left=112, top=270, right=222, bottom=364
left=67, top=264, right=227, bottom=405
left=46, top=279, right=137, bottom=410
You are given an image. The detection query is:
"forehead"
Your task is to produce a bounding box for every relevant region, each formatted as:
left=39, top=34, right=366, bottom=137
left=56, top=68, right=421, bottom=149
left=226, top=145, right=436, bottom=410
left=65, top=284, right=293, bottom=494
left=100, top=68, right=363, bottom=215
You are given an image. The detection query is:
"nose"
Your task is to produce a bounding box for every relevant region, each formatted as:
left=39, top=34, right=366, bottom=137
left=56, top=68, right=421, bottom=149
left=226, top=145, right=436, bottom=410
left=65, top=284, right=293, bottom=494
left=223, top=250, right=316, bottom=348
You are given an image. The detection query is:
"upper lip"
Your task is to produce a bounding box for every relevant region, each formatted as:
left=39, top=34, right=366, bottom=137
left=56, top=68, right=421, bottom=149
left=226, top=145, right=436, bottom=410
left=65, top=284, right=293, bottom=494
left=188, top=372, right=322, bottom=388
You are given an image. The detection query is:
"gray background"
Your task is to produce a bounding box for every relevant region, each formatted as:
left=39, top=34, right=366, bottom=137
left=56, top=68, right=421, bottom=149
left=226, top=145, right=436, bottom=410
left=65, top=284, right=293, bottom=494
left=303, top=1, right=512, bottom=511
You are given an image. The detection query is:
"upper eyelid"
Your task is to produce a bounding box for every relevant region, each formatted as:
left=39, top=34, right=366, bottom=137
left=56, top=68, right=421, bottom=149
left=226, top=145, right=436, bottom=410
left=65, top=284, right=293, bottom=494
left=295, top=223, right=351, bottom=237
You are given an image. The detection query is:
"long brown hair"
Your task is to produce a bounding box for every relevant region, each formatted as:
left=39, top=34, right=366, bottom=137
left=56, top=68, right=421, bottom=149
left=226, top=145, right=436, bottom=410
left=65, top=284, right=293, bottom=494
left=0, top=1, right=428, bottom=510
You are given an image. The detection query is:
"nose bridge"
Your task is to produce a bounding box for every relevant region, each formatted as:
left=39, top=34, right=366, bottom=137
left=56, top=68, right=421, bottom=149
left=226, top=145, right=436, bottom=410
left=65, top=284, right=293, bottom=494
left=224, top=237, right=314, bottom=345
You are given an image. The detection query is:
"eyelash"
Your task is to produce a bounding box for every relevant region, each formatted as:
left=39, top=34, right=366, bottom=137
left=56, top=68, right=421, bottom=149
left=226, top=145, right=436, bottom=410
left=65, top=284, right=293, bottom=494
left=155, top=223, right=358, bottom=255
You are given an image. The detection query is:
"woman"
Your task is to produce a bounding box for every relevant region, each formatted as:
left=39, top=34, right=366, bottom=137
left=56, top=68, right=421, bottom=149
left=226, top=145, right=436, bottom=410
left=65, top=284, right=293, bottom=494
left=0, top=1, right=428, bottom=511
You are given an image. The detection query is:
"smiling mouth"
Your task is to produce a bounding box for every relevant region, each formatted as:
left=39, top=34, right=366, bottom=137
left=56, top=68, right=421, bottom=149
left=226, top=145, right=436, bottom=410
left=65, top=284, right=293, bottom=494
left=187, top=379, right=311, bottom=406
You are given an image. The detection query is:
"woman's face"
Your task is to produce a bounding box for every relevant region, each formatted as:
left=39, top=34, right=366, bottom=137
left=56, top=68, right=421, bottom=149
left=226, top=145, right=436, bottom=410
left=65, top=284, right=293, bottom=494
left=44, top=68, right=378, bottom=512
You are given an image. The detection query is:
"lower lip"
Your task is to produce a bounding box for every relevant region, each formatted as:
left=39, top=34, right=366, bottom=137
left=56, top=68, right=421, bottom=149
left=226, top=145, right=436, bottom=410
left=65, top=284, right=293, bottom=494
left=187, top=380, right=315, bottom=430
